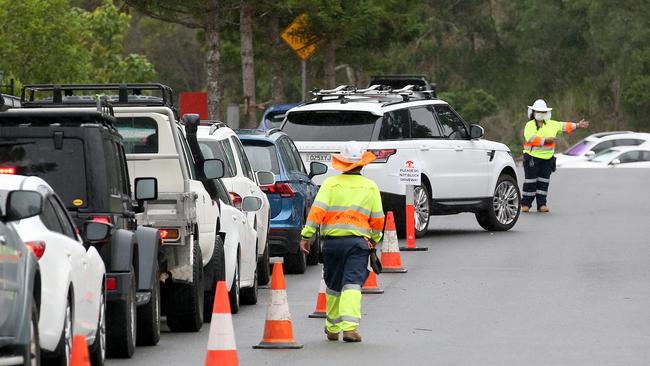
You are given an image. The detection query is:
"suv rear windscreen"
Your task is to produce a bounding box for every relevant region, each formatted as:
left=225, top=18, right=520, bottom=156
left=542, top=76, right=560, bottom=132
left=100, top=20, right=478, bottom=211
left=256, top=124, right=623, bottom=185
left=283, top=111, right=379, bottom=141
left=241, top=142, right=280, bottom=174
left=0, top=138, right=88, bottom=208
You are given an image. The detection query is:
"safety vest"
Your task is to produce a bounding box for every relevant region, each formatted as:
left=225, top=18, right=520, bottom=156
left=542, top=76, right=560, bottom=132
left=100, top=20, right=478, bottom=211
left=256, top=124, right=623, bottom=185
left=301, top=173, right=385, bottom=244
left=523, top=119, right=577, bottom=160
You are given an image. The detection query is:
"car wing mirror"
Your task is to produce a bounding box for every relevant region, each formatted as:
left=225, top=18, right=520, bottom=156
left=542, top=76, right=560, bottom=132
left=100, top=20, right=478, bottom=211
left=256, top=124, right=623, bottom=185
left=82, top=221, right=114, bottom=248
left=4, top=190, right=42, bottom=222
left=135, top=177, right=158, bottom=201
left=585, top=150, right=596, bottom=160
left=203, top=159, right=225, bottom=179
left=469, top=124, right=484, bottom=139
left=242, top=196, right=262, bottom=212
left=309, top=162, right=328, bottom=178
left=610, top=158, right=621, bottom=166
left=256, top=170, right=276, bottom=186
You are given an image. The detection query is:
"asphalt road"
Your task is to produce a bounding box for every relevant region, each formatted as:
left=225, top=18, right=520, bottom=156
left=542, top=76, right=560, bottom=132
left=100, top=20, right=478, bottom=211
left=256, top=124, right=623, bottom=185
left=110, top=168, right=650, bottom=366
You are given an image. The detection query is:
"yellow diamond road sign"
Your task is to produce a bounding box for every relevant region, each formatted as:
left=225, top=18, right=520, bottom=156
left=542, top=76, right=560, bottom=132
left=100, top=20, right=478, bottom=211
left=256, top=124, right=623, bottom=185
left=281, top=13, right=319, bottom=61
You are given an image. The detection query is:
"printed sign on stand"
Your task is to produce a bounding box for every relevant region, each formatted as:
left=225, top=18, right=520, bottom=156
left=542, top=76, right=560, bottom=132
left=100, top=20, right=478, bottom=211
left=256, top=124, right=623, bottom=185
left=398, top=160, right=421, bottom=185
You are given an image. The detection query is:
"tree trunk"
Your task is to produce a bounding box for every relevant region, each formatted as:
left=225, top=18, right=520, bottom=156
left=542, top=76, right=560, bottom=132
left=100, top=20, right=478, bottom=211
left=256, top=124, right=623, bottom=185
left=240, top=0, right=256, bottom=128
left=323, top=39, right=336, bottom=88
left=205, top=0, right=222, bottom=120
left=269, top=12, right=285, bottom=104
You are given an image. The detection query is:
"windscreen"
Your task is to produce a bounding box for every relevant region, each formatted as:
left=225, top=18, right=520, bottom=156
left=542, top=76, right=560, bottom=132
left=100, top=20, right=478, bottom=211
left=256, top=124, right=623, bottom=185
left=592, top=148, right=620, bottom=163
left=564, top=140, right=590, bottom=156
left=0, top=138, right=88, bottom=208
left=264, top=112, right=287, bottom=129
left=242, top=142, right=280, bottom=174
left=283, top=111, right=379, bottom=141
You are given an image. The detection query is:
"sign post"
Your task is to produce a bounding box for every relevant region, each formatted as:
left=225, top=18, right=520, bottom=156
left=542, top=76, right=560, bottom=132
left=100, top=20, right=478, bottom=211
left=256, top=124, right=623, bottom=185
left=280, top=13, right=320, bottom=101
left=398, top=161, right=428, bottom=251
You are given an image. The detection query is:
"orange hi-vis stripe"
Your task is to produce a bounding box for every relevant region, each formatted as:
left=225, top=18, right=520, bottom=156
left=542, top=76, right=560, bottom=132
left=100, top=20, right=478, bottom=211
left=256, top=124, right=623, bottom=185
left=563, top=122, right=575, bottom=133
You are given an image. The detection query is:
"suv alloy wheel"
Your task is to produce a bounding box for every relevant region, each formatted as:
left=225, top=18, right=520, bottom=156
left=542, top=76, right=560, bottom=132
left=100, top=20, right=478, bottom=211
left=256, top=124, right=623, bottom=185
left=475, top=174, right=520, bottom=231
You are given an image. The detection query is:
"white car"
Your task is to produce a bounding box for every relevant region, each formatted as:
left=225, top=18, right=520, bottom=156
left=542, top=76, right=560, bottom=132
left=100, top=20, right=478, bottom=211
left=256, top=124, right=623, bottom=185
left=559, top=146, right=650, bottom=168
left=282, top=85, right=521, bottom=236
left=556, top=131, right=650, bottom=167
left=196, top=123, right=274, bottom=286
left=1, top=175, right=107, bottom=366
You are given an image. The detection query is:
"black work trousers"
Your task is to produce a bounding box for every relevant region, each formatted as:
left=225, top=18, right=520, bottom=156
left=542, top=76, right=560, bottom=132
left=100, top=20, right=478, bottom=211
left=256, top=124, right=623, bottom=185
left=522, top=154, right=553, bottom=208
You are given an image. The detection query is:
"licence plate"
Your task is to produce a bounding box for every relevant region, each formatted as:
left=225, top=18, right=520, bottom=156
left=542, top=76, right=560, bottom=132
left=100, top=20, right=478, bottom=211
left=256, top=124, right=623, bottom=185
left=305, top=153, right=332, bottom=162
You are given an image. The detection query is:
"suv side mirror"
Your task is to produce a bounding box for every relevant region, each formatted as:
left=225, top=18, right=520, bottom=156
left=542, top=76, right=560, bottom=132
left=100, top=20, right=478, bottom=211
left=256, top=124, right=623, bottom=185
left=309, top=162, right=328, bottom=178
left=241, top=196, right=262, bottom=212
left=256, top=171, right=276, bottom=186
left=610, top=158, right=621, bottom=166
left=4, top=190, right=42, bottom=221
left=203, top=159, right=225, bottom=179
left=82, top=221, right=114, bottom=244
left=585, top=150, right=596, bottom=159
left=135, top=177, right=158, bottom=201
left=469, top=124, right=484, bottom=139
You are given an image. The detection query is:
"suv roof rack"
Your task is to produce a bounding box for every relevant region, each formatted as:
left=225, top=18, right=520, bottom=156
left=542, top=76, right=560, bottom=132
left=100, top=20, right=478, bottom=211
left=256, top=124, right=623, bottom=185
left=308, top=84, right=436, bottom=104
left=265, top=128, right=282, bottom=137
left=20, top=83, right=176, bottom=110
left=196, top=119, right=228, bottom=135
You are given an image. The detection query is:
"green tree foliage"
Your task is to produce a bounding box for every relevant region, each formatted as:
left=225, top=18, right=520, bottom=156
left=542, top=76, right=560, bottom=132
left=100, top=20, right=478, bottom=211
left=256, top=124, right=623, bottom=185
left=0, top=0, right=154, bottom=85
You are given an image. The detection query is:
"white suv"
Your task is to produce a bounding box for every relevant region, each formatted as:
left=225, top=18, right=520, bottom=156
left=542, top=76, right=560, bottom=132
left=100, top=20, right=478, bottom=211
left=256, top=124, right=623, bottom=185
left=282, top=86, right=521, bottom=236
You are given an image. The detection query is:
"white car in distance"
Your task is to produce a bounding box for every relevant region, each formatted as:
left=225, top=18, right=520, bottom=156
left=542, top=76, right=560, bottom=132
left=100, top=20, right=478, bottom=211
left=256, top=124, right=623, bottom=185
left=559, top=146, right=650, bottom=168
left=556, top=131, right=650, bottom=167
left=1, top=175, right=108, bottom=366
left=196, top=123, right=274, bottom=286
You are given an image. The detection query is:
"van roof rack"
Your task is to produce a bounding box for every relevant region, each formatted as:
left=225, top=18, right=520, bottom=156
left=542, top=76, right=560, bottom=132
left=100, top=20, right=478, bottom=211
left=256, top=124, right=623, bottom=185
left=20, top=83, right=176, bottom=109
left=308, top=84, right=436, bottom=104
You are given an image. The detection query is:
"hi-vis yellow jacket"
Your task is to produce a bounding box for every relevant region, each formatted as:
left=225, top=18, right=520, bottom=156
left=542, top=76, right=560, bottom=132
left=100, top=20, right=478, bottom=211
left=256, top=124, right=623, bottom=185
left=301, top=173, right=385, bottom=244
left=523, top=119, right=578, bottom=160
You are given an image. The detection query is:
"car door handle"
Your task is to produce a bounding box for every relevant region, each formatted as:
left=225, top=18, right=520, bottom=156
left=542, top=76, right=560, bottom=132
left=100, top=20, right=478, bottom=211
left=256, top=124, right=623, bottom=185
left=232, top=215, right=239, bottom=221
left=419, top=145, right=430, bottom=151
left=455, top=145, right=463, bottom=151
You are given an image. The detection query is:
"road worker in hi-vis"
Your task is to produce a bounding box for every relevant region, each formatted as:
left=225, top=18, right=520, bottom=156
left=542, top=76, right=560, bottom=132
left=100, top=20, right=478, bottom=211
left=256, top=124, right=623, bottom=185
left=522, top=99, right=589, bottom=212
left=299, top=141, right=385, bottom=343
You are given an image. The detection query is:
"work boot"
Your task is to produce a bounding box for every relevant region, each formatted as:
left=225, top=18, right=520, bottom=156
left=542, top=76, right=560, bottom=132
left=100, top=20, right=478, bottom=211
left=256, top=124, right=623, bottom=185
left=342, top=330, right=362, bottom=343
left=538, top=205, right=550, bottom=213
left=521, top=205, right=530, bottom=213
left=325, top=327, right=339, bottom=341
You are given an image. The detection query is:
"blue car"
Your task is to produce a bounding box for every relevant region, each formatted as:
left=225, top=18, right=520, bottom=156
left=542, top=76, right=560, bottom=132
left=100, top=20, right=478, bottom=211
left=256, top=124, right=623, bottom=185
left=258, top=103, right=300, bottom=131
left=237, top=129, right=327, bottom=274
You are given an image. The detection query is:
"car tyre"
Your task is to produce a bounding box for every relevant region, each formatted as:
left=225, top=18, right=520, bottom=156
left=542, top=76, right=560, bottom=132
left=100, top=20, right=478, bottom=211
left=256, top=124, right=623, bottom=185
left=228, top=252, right=241, bottom=313
left=284, top=249, right=307, bottom=274
left=204, top=235, right=225, bottom=322
left=166, top=239, right=204, bottom=332
left=106, top=268, right=136, bottom=358
left=22, top=299, right=40, bottom=366
left=475, top=174, right=521, bottom=231
left=240, top=267, right=258, bottom=305
left=44, top=293, right=72, bottom=366
left=256, top=230, right=271, bottom=286
left=89, top=288, right=106, bottom=365
left=136, top=262, right=160, bottom=346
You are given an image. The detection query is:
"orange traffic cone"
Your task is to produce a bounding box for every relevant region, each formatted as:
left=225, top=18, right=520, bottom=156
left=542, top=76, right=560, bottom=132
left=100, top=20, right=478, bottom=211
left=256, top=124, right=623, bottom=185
left=70, top=335, right=90, bottom=366
left=253, top=262, right=303, bottom=349
left=380, top=212, right=408, bottom=273
left=205, top=281, right=238, bottom=366
left=308, top=272, right=327, bottom=318
left=362, top=271, right=384, bottom=294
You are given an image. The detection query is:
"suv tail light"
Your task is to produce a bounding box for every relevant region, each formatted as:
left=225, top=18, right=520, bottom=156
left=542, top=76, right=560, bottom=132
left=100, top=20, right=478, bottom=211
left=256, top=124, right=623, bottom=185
left=368, top=149, right=397, bottom=163
left=260, top=183, right=295, bottom=198
left=92, top=216, right=111, bottom=224
left=0, top=167, right=17, bottom=174
left=229, top=192, right=243, bottom=210
left=25, top=241, right=46, bottom=259
left=159, top=228, right=180, bottom=241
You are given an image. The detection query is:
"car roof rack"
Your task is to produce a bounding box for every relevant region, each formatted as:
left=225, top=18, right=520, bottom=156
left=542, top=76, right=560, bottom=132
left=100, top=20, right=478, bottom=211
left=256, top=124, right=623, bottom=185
left=265, top=128, right=283, bottom=137
left=307, top=84, right=436, bottom=105
left=196, top=119, right=228, bottom=135
left=0, top=96, right=117, bottom=129
left=20, top=83, right=176, bottom=110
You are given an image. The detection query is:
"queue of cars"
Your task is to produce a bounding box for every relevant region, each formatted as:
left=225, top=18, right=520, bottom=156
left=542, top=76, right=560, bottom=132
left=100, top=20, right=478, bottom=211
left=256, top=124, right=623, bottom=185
left=556, top=131, right=650, bottom=168
left=0, top=84, right=325, bottom=365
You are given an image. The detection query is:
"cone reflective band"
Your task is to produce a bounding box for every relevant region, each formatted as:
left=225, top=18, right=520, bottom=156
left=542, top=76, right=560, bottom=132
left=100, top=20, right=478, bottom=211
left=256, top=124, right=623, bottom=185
left=253, top=262, right=303, bottom=349
left=70, top=335, right=90, bottom=366
left=400, top=185, right=428, bottom=251
left=309, top=272, right=327, bottom=318
left=380, top=211, right=407, bottom=273
left=205, top=281, right=238, bottom=366
left=362, top=271, right=384, bottom=294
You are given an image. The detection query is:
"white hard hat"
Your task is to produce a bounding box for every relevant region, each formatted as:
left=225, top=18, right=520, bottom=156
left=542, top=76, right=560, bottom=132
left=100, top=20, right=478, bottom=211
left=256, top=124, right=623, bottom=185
left=339, top=140, right=364, bottom=162
left=528, top=99, right=552, bottom=112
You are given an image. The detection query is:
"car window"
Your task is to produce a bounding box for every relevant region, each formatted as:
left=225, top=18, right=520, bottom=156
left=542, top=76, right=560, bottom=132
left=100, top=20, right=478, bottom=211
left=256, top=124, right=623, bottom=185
left=198, top=140, right=235, bottom=178
left=49, top=195, right=77, bottom=240
left=434, top=105, right=469, bottom=139
left=409, top=107, right=442, bottom=138
left=117, top=144, right=131, bottom=195
left=40, top=197, right=64, bottom=234
left=103, top=139, right=120, bottom=196
left=277, top=138, right=299, bottom=172
left=591, top=140, right=615, bottom=154
left=617, top=151, right=642, bottom=163
left=177, top=128, right=197, bottom=179
left=379, top=109, right=410, bottom=140
left=613, top=138, right=644, bottom=147
left=214, top=178, right=232, bottom=205
left=115, top=117, right=158, bottom=154
left=0, top=137, right=88, bottom=209
left=242, top=142, right=280, bottom=174
left=283, top=111, right=379, bottom=141
left=231, top=137, right=255, bottom=180
left=221, top=140, right=239, bottom=176
left=285, top=138, right=307, bottom=174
